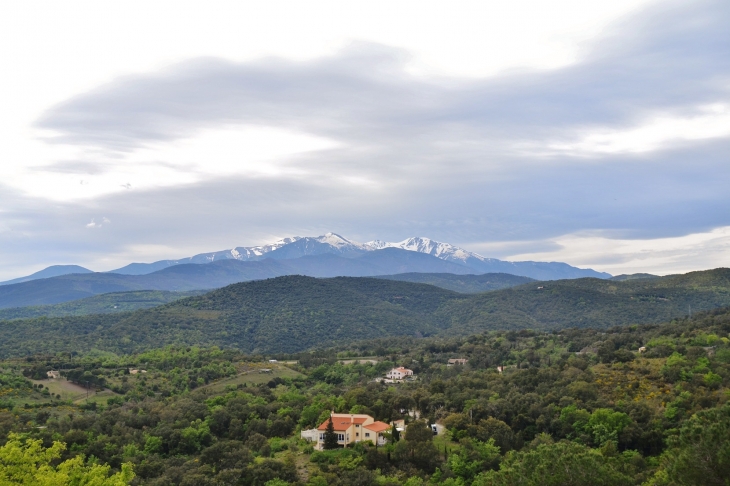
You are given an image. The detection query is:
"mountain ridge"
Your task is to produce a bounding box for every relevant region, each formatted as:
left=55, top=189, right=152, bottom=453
left=1, top=268, right=729, bottom=357
left=2, top=233, right=610, bottom=285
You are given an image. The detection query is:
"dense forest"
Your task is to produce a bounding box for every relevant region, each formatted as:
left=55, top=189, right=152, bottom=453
left=0, top=290, right=204, bottom=321
left=1, top=269, right=730, bottom=357
left=1, top=306, right=729, bottom=484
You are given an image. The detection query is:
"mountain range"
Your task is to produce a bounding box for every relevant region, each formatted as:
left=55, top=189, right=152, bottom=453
left=108, top=233, right=611, bottom=280
left=1, top=233, right=610, bottom=286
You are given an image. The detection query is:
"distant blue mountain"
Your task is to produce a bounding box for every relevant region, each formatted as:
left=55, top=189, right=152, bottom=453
left=2, top=234, right=609, bottom=300
left=0, top=265, right=92, bottom=286
left=108, top=232, right=610, bottom=280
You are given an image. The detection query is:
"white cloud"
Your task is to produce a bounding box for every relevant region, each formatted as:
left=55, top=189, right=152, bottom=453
left=498, top=227, right=730, bottom=275
left=547, top=104, right=730, bottom=155
left=18, top=126, right=338, bottom=201
left=85, top=217, right=110, bottom=229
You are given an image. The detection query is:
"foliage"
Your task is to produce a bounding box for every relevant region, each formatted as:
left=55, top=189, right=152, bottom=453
left=473, top=440, right=639, bottom=486
left=1, top=269, right=730, bottom=357
left=0, top=433, right=134, bottom=485
left=0, top=303, right=728, bottom=484
left=647, top=402, right=730, bottom=486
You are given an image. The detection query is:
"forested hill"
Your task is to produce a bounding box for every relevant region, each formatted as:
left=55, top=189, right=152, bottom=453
left=376, top=272, right=534, bottom=293
left=442, top=268, right=730, bottom=335
left=0, top=277, right=463, bottom=357
left=1, top=269, right=730, bottom=358
left=0, top=290, right=204, bottom=320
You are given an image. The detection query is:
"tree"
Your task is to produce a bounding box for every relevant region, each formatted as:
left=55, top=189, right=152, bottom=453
left=448, top=438, right=501, bottom=482
left=391, top=423, right=400, bottom=442
left=470, top=417, right=519, bottom=452
left=323, top=417, right=339, bottom=450
left=0, top=433, right=135, bottom=485
left=647, top=403, right=730, bottom=486
left=583, top=409, right=631, bottom=446
left=394, top=420, right=440, bottom=472
left=473, top=440, right=637, bottom=486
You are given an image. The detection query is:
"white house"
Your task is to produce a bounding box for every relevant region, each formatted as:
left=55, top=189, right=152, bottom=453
left=386, top=367, right=414, bottom=380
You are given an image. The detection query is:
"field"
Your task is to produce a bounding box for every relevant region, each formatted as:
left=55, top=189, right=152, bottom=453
left=201, top=364, right=304, bottom=392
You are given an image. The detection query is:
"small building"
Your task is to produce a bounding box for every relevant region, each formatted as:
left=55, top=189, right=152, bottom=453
left=300, top=428, right=319, bottom=442
left=316, top=413, right=391, bottom=449
left=430, top=423, right=445, bottom=435
left=448, top=359, right=468, bottom=366
left=385, top=367, right=414, bottom=380
left=269, top=359, right=278, bottom=363
left=497, top=366, right=505, bottom=374
left=128, top=369, right=147, bottom=374
left=638, top=346, right=647, bottom=353
left=46, top=370, right=60, bottom=379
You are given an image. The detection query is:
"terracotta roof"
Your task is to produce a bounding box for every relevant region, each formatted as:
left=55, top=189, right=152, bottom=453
left=317, top=416, right=368, bottom=431
left=393, top=367, right=412, bottom=373
left=363, top=421, right=391, bottom=433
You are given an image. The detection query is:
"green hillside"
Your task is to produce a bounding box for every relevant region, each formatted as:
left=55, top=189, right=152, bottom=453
left=376, top=272, right=534, bottom=293
left=0, top=290, right=204, bottom=320
left=0, top=276, right=463, bottom=357
left=1, top=269, right=730, bottom=358
left=441, top=268, right=730, bottom=335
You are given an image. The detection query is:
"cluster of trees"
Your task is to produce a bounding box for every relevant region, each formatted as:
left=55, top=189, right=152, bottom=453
left=0, top=308, right=728, bottom=484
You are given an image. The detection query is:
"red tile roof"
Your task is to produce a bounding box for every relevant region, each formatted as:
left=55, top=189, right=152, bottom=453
left=317, top=416, right=368, bottom=431
left=363, top=421, right=391, bottom=433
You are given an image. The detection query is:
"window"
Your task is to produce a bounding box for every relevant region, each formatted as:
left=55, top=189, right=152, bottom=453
left=365, top=432, right=370, bottom=438
left=337, top=434, right=345, bottom=442
left=356, top=433, right=359, bottom=437
left=319, top=433, right=325, bottom=441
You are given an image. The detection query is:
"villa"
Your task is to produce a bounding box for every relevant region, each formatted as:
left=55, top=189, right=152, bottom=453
left=385, top=367, right=413, bottom=380
left=315, top=413, right=391, bottom=449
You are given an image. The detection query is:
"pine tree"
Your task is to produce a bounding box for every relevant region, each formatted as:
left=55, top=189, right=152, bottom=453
left=323, top=417, right=339, bottom=449
left=391, top=423, right=400, bottom=442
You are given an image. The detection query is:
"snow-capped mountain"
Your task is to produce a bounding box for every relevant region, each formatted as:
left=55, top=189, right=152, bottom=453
left=110, top=237, right=302, bottom=275
left=266, top=233, right=369, bottom=260
left=364, top=236, right=498, bottom=266
left=4, top=232, right=610, bottom=284
left=108, top=232, right=610, bottom=280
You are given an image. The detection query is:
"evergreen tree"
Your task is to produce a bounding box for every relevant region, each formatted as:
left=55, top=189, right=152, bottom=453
left=323, top=417, right=339, bottom=449
left=391, top=423, right=400, bottom=442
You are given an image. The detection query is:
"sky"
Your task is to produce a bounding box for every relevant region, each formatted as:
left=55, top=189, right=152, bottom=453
left=1, top=0, right=729, bottom=280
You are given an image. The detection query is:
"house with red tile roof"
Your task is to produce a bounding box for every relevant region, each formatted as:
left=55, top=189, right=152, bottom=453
left=315, top=413, right=391, bottom=449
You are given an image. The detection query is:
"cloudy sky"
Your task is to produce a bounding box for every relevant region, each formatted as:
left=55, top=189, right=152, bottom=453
left=1, top=0, right=728, bottom=280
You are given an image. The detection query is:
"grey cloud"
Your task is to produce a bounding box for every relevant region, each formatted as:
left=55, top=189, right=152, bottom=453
left=5, top=0, right=729, bottom=277
left=35, top=0, right=730, bottom=152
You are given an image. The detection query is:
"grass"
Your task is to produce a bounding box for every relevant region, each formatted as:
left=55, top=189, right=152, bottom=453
left=32, top=379, right=90, bottom=401
left=202, top=365, right=304, bottom=393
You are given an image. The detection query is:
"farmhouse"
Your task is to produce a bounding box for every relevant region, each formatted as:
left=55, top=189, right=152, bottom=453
left=316, top=413, right=391, bottom=449
left=447, top=358, right=468, bottom=366
left=46, top=370, right=60, bottom=379
left=385, top=367, right=413, bottom=380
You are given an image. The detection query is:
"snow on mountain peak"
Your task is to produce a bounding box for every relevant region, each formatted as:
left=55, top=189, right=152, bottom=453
left=315, top=232, right=367, bottom=249
left=362, top=236, right=490, bottom=264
